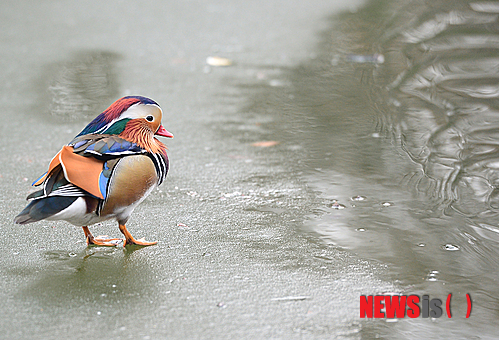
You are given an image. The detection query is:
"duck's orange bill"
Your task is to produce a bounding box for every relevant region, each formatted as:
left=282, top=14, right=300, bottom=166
left=156, top=125, right=173, bottom=138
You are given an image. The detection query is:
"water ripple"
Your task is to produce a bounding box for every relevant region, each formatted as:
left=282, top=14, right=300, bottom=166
left=375, top=0, right=499, bottom=210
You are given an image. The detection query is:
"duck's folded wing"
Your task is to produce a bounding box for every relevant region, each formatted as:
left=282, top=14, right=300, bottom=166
left=71, top=134, right=146, bottom=159
left=31, top=135, right=147, bottom=200
left=28, top=165, right=88, bottom=200
left=31, top=146, right=105, bottom=199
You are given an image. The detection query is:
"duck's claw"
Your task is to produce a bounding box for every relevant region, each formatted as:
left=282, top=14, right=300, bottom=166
left=87, top=235, right=123, bottom=247
left=123, top=238, right=158, bottom=247
left=82, top=226, right=123, bottom=247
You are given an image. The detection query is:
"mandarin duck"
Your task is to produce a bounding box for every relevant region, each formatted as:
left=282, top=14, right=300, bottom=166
left=14, top=96, right=173, bottom=246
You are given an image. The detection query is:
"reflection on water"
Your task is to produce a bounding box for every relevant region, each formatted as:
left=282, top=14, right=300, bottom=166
left=4, top=0, right=499, bottom=337
left=17, top=246, right=156, bottom=304
left=339, top=0, right=499, bottom=337
left=44, top=51, right=120, bottom=121
left=247, top=0, right=499, bottom=337
left=377, top=0, right=499, bottom=210
left=8, top=246, right=160, bottom=338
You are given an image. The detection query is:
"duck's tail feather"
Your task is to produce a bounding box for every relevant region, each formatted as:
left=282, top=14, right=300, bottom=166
left=14, top=196, right=78, bottom=225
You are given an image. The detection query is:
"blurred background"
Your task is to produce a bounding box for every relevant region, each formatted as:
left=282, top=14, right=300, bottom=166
left=1, top=0, right=499, bottom=338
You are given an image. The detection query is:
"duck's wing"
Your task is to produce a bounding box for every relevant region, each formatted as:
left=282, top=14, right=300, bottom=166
left=31, top=135, right=147, bottom=200
left=15, top=166, right=82, bottom=224
left=70, top=134, right=146, bottom=159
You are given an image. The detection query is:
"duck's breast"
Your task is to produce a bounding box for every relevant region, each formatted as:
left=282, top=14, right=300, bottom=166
left=100, top=155, right=158, bottom=221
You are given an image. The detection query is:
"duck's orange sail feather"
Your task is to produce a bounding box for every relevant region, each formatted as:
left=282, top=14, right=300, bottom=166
left=33, top=146, right=105, bottom=199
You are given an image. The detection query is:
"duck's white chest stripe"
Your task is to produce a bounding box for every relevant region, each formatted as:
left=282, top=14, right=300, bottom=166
left=149, top=153, right=168, bottom=185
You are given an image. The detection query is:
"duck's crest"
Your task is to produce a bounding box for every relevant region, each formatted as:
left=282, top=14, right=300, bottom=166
left=76, top=96, right=159, bottom=137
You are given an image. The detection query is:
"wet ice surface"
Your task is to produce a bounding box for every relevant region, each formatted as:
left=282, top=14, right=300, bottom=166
left=3, top=151, right=388, bottom=339
left=0, top=0, right=402, bottom=339
left=275, top=0, right=499, bottom=338
left=3, top=0, right=499, bottom=338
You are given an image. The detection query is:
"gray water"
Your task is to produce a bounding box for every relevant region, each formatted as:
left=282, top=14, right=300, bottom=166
left=1, top=0, right=498, bottom=339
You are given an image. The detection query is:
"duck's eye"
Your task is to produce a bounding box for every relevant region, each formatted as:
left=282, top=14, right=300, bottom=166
left=146, top=115, right=154, bottom=122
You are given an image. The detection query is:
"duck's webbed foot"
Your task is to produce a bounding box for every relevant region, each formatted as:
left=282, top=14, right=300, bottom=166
left=119, top=224, right=157, bottom=247
left=82, top=226, right=123, bottom=246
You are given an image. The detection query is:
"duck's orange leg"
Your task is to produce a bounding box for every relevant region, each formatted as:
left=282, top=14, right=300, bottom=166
left=82, top=226, right=122, bottom=246
left=119, top=224, right=157, bottom=246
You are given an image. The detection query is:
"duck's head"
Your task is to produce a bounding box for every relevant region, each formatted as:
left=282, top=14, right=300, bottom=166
left=77, top=96, right=173, bottom=153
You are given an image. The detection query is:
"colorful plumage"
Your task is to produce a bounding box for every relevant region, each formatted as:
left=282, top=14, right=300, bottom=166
left=15, top=96, right=173, bottom=246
